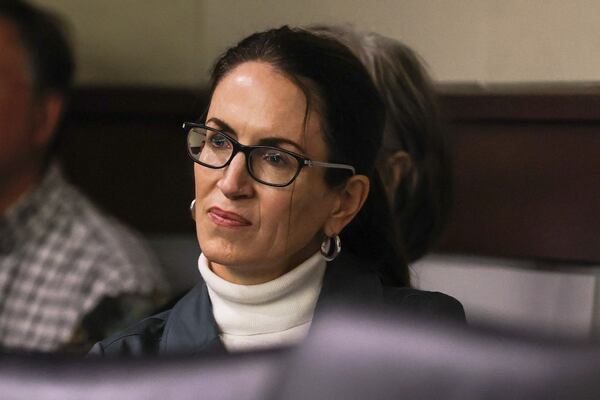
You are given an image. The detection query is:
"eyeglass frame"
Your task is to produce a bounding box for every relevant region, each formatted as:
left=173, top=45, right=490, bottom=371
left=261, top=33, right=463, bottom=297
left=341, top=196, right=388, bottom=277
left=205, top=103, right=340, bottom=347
left=183, top=122, right=356, bottom=188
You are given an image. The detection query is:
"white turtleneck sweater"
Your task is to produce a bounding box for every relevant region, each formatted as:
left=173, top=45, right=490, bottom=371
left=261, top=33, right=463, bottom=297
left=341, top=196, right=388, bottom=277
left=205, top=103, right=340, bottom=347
left=198, top=252, right=327, bottom=352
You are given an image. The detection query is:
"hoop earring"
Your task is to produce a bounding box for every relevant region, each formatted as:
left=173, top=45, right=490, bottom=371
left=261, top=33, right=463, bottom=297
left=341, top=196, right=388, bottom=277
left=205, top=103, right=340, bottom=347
left=320, top=234, right=341, bottom=261
left=190, top=199, right=196, bottom=221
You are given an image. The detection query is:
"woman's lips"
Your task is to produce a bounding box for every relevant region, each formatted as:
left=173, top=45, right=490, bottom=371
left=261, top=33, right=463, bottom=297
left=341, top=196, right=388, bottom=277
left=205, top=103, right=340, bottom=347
left=207, top=207, right=252, bottom=227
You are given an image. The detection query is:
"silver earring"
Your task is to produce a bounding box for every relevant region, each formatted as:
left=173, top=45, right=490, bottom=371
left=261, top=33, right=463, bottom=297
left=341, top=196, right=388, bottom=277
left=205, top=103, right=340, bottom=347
left=190, top=199, right=196, bottom=220
left=320, top=234, right=341, bottom=261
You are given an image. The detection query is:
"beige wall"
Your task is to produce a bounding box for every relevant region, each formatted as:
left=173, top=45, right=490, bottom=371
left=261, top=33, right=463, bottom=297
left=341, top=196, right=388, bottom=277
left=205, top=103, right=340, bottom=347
left=34, top=0, right=600, bottom=86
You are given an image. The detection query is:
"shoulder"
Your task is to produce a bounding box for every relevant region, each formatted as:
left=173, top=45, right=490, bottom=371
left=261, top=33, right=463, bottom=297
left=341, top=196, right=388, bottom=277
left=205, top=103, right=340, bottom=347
left=57, top=177, right=167, bottom=293
left=382, top=286, right=466, bottom=323
left=63, top=184, right=152, bottom=265
left=88, top=310, right=171, bottom=357
left=322, top=253, right=465, bottom=323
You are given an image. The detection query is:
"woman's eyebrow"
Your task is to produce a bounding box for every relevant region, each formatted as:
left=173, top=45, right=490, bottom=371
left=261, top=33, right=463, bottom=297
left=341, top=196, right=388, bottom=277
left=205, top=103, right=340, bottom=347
left=206, top=117, right=237, bottom=136
left=257, top=137, right=306, bottom=154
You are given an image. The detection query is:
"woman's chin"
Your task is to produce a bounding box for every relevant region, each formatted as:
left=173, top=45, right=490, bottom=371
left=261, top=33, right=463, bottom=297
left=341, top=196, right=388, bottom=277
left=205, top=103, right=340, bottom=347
left=202, top=250, right=273, bottom=284
left=200, top=239, right=251, bottom=267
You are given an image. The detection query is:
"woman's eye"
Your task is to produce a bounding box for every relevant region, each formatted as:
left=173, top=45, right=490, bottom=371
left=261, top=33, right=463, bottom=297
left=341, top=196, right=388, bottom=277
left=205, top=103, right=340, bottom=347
left=209, top=134, right=230, bottom=149
left=263, top=151, right=288, bottom=166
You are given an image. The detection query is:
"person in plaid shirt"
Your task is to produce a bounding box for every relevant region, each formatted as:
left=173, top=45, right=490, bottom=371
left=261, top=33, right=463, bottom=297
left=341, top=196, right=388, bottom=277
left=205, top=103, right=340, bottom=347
left=0, top=0, right=168, bottom=354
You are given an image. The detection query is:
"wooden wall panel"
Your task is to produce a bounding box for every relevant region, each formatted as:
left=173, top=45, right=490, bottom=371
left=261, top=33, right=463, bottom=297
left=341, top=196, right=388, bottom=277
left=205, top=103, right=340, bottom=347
left=439, top=121, right=600, bottom=262
left=437, top=84, right=600, bottom=262
left=59, top=87, right=206, bottom=233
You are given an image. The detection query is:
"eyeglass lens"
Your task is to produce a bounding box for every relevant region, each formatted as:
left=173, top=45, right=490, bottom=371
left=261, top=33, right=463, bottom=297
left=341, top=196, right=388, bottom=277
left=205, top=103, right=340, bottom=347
left=188, top=127, right=301, bottom=186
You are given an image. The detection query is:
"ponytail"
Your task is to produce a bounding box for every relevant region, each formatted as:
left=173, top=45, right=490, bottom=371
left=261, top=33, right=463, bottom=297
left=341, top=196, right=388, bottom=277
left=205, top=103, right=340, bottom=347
left=341, top=170, right=409, bottom=287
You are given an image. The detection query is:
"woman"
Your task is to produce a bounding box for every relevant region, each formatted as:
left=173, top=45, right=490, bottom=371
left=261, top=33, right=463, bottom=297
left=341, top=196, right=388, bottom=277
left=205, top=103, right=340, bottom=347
left=312, top=26, right=451, bottom=262
left=90, top=26, right=463, bottom=357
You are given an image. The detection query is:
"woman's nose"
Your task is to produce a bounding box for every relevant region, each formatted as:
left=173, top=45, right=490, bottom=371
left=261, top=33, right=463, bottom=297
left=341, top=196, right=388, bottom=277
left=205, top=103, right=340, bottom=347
left=216, top=152, right=254, bottom=198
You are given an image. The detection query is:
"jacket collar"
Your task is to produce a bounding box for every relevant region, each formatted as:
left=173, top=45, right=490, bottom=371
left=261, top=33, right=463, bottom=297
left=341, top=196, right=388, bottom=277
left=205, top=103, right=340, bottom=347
left=159, top=282, right=225, bottom=355
left=160, top=251, right=384, bottom=355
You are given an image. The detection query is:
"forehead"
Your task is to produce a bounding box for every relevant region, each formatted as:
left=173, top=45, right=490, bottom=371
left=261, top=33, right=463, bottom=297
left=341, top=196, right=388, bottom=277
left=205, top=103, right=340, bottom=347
left=0, top=18, right=30, bottom=85
left=207, top=61, right=325, bottom=153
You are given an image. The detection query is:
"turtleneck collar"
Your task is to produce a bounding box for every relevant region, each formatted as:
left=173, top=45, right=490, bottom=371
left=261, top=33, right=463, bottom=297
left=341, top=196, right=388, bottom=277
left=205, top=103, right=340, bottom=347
left=198, top=251, right=327, bottom=351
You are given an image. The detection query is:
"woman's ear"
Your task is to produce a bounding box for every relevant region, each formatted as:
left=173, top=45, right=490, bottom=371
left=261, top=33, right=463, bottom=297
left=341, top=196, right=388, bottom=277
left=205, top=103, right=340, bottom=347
left=324, top=175, right=370, bottom=236
left=383, top=150, right=412, bottom=203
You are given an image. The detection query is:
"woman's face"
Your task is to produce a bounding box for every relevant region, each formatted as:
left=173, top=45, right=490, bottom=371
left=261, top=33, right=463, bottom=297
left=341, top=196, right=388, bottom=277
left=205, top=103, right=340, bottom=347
left=194, top=61, right=341, bottom=284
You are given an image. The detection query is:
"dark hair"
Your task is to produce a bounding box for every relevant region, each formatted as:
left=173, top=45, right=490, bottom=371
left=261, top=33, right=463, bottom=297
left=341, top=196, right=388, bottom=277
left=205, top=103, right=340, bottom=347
left=311, top=26, right=452, bottom=262
left=0, top=0, right=74, bottom=96
left=209, top=26, right=409, bottom=286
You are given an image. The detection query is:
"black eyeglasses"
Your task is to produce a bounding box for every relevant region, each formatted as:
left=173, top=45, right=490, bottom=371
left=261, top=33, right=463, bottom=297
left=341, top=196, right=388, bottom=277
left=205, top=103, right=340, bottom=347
left=183, top=122, right=356, bottom=187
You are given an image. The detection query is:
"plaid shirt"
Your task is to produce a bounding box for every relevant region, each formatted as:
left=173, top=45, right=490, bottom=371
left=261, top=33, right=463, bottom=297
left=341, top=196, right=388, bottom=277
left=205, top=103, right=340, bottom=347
left=0, top=164, right=168, bottom=353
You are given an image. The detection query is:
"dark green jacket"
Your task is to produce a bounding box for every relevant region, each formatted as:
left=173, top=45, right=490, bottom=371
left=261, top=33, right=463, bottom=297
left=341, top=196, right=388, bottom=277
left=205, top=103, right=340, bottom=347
left=90, top=253, right=465, bottom=357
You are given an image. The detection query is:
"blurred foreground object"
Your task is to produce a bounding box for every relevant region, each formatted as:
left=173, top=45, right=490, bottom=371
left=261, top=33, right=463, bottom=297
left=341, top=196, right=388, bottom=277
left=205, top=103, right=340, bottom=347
left=275, top=306, right=600, bottom=399
left=2, top=306, right=600, bottom=399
